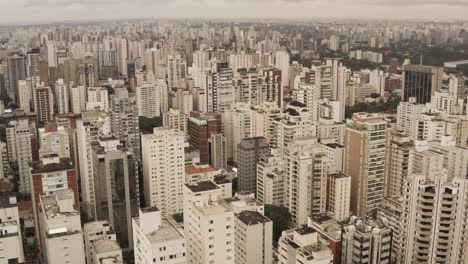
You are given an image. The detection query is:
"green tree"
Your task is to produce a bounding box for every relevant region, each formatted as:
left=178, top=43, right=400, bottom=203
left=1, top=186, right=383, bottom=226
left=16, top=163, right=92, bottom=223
left=264, top=205, right=292, bottom=245
left=139, top=116, right=162, bottom=134
left=123, top=249, right=135, bottom=264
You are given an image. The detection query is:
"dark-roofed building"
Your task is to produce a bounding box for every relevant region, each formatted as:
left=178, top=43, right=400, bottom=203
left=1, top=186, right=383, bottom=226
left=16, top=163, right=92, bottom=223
left=234, top=210, right=273, bottom=264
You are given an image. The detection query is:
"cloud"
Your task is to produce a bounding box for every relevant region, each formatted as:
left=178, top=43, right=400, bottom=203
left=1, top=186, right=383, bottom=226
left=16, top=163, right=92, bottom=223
left=0, top=0, right=468, bottom=24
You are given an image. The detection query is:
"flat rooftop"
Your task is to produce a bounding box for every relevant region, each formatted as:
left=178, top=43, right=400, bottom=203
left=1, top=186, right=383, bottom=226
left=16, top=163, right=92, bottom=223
left=31, top=161, right=74, bottom=174
left=93, top=239, right=121, bottom=254
left=0, top=195, right=17, bottom=209
left=145, top=215, right=184, bottom=244
left=185, top=181, right=219, bottom=193
left=236, top=211, right=270, bottom=226
left=328, top=172, right=349, bottom=179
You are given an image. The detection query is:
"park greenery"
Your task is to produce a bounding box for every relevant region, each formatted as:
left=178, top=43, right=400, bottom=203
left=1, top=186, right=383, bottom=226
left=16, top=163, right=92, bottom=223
left=264, top=204, right=292, bottom=245
left=139, top=116, right=162, bottom=134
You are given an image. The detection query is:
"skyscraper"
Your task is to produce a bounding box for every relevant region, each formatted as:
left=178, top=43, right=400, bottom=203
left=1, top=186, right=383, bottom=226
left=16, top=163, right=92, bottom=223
left=92, top=138, right=139, bottom=248
left=285, top=137, right=328, bottom=227
left=341, top=217, right=392, bottom=264
left=141, top=128, right=185, bottom=216
left=7, top=54, right=26, bottom=103
left=237, top=137, right=270, bottom=194
left=6, top=120, right=33, bottom=194
left=402, top=64, right=443, bottom=104
left=54, top=79, right=69, bottom=114
left=33, top=85, right=55, bottom=125
left=400, top=170, right=468, bottom=263
left=344, top=113, right=387, bottom=216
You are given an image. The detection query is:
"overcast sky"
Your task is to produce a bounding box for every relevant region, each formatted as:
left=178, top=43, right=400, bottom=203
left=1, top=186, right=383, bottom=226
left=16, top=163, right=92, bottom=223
left=0, top=0, right=467, bottom=24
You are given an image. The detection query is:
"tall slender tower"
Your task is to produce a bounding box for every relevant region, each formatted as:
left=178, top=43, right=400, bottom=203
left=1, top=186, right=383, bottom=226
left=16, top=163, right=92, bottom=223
left=344, top=113, right=387, bottom=216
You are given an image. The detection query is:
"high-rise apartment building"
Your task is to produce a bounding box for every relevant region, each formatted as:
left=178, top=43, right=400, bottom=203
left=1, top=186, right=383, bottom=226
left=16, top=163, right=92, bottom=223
left=384, top=130, right=413, bottom=198
left=0, top=195, right=25, bottom=263
left=341, top=217, right=392, bottom=264
left=38, top=190, right=86, bottom=264
left=237, top=137, right=270, bottom=193
left=260, top=68, right=282, bottom=107
left=208, top=66, right=235, bottom=112
left=285, top=137, right=328, bottom=227
left=76, top=112, right=111, bottom=220
left=132, top=207, right=186, bottom=264
left=256, top=149, right=285, bottom=206
left=163, top=108, right=188, bottom=137
left=141, top=128, right=185, bottom=216
left=38, top=125, right=70, bottom=159
left=400, top=170, right=468, bottom=263
left=208, top=133, right=227, bottom=170
left=223, top=103, right=253, bottom=162
left=167, top=53, right=187, bottom=91
left=344, top=113, right=387, bottom=216
left=86, top=86, right=109, bottom=112
left=83, top=221, right=118, bottom=264
left=54, top=79, right=69, bottom=114
left=275, top=51, right=290, bottom=87
left=278, top=227, right=333, bottom=264
left=136, top=82, right=165, bottom=118
left=183, top=181, right=264, bottom=264
left=234, top=210, right=273, bottom=264
left=70, top=85, right=86, bottom=114
left=326, top=173, right=351, bottom=222
left=31, top=155, right=79, bottom=244
left=6, top=120, right=33, bottom=194
left=183, top=181, right=236, bottom=264
left=18, top=79, right=32, bottom=113
left=110, top=88, right=140, bottom=160
left=33, top=85, right=54, bottom=124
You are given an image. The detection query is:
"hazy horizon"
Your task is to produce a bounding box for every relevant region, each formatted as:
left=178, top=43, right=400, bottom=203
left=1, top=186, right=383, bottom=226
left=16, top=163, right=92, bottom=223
left=1, top=0, right=468, bottom=25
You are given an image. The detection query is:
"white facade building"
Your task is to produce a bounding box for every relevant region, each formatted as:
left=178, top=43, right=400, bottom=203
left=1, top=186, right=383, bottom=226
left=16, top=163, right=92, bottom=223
left=39, top=189, right=86, bottom=264
left=132, top=208, right=186, bottom=264
left=55, top=79, right=70, bottom=114
left=0, top=196, right=24, bottom=264
left=278, top=227, right=333, bottom=264
left=234, top=210, right=273, bottom=264
left=86, top=87, right=109, bottom=112
left=70, top=85, right=86, bottom=113
left=142, top=128, right=186, bottom=215
left=136, top=82, right=164, bottom=118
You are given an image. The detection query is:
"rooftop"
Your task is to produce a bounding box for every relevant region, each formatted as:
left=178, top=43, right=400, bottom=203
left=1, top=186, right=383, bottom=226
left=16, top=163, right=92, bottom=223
left=140, top=207, right=159, bottom=213
left=296, top=227, right=315, bottom=236
left=31, top=160, right=74, bottom=174
left=41, top=190, right=78, bottom=220
left=236, top=210, right=271, bottom=226
left=325, top=143, right=344, bottom=149
left=328, top=172, right=350, bottom=179
left=0, top=195, right=17, bottom=209
left=214, top=175, right=231, bottom=185
left=93, top=239, right=121, bottom=254
left=185, top=165, right=215, bottom=175
left=135, top=215, right=184, bottom=244
left=185, top=181, right=220, bottom=193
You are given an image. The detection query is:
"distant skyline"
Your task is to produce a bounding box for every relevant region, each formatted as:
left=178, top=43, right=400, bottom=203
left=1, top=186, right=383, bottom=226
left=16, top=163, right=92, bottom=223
left=0, top=0, right=468, bottom=25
